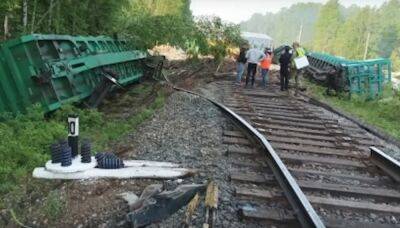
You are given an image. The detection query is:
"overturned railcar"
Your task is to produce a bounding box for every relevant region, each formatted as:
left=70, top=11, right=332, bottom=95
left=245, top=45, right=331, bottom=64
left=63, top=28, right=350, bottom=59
left=306, top=52, right=391, bottom=99
left=0, top=34, right=149, bottom=114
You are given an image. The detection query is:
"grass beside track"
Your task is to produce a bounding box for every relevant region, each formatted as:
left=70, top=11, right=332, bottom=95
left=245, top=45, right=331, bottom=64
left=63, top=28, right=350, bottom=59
left=0, top=82, right=166, bottom=197
left=305, top=80, right=400, bottom=141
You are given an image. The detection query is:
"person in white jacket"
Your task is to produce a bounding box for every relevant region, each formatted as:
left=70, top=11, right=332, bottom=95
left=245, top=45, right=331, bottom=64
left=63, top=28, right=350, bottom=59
left=245, top=47, right=266, bottom=88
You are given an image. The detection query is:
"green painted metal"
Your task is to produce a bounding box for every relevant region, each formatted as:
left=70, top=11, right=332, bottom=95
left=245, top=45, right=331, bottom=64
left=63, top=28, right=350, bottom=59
left=0, top=34, right=148, bottom=114
left=307, top=52, right=391, bottom=99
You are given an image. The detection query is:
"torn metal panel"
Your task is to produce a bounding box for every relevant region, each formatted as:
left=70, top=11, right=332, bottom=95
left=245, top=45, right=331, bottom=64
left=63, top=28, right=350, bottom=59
left=127, top=184, right=206, bottom=227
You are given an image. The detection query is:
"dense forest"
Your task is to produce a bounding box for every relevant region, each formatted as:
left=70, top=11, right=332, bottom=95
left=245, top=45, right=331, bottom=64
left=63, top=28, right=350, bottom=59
left=0, top=0, right=124, bottom=37
left=241, top=0, right=400, bottom=71
left=0, top=0, right=242, bottom=58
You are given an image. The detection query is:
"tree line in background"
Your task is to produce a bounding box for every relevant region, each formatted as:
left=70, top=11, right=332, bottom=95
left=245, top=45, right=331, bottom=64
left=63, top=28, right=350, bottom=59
left=0, top=0, right=242, bottom=62
left=241, top=0, right=400, bottom=71
left=0, top=0, right=123, bottom=37
left=240, top=3, right=322, bottom=49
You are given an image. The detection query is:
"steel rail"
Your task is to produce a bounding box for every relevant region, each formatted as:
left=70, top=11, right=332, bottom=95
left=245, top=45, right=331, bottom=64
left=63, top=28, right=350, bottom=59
left=370, top=147, right=400, bottom=183
left=163, top=73, right=325, bottom=228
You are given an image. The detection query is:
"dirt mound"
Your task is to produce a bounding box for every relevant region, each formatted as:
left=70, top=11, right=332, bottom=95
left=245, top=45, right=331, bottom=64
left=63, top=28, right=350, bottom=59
left=150, top=45, right=187, bottom=61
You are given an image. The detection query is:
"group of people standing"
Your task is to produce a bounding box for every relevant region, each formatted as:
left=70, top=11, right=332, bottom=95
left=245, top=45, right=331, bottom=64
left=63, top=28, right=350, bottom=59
left=279, top=42, right=306, bottom=93
left=236, top=47, right=273, bottom=88
left=236, top=42, right=306, bottom=94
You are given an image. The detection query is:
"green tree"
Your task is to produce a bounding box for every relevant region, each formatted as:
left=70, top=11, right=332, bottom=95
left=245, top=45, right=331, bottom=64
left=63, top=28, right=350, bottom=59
left=391, top=47, right=400, bottom=71
left=373, top=0, right=400, bottom=58
left=115, top=0, right=194, bottom=49
left=335, top=7, right=376, bottom=59
left=313, top=0, right=343, bottom=54
left=0, top=0, right=126, bottom=39
left=195, top=16, right=243, bottom=62
left=0, top=0, right=20, bottom=40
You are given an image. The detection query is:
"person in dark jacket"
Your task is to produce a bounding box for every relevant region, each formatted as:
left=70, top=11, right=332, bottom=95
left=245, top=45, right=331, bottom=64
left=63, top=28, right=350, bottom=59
left=236, top=47, right=247, bottom=85
left=279, top=46, right=292, bottom=91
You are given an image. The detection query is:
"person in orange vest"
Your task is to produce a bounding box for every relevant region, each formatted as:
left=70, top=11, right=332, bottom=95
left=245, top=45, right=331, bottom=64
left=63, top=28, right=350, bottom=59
left=259, top=48, right=273, bottom=88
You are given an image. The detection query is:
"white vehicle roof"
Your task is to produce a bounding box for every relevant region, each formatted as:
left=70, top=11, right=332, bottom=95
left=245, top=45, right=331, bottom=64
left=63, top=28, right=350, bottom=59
left=241, top=32, right=273, bottom=40
left=241, top=32, right=274, bottom=50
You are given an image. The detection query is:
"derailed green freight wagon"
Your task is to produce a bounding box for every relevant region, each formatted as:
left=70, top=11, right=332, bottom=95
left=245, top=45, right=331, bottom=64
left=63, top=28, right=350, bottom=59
left=306, top=52, right=391, bottom=99
left=0, top=34, right=149, bottom=114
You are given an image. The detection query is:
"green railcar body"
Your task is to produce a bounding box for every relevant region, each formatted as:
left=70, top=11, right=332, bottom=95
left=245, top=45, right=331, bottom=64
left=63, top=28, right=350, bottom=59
left=0, top=34, right=147, bottom=114
left=307, top=52, right=391, bottom=99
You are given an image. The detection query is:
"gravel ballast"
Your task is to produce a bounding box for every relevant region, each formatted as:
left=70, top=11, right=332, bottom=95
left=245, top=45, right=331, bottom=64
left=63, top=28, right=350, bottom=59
left=124, top=91, right=244, bottom=227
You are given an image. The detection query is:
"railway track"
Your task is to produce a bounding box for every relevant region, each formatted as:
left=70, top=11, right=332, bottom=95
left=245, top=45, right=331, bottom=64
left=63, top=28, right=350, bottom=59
left=215, top=79, right=400, bottom=228
left=164, top=70, right=400, bottom=227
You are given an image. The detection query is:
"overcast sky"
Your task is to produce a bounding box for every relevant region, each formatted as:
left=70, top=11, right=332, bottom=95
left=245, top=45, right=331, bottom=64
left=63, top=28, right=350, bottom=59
left=190, top=0, right=386, bottom=23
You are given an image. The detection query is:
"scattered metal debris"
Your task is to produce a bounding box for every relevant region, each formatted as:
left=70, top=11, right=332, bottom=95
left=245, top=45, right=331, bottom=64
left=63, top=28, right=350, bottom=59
left=126, top=184, right=206, bottom=227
